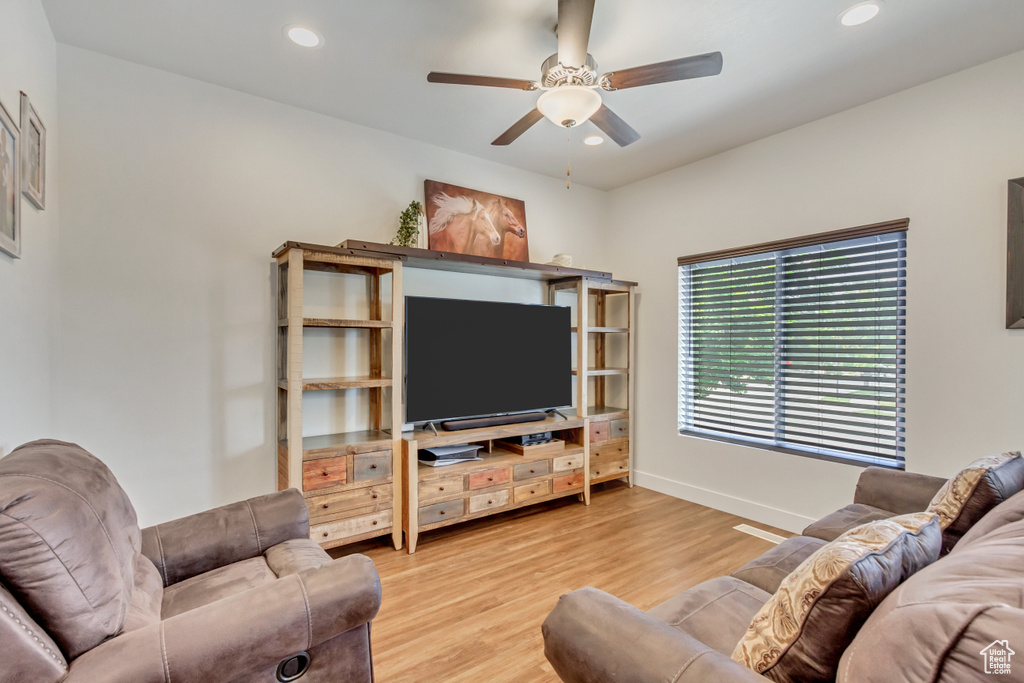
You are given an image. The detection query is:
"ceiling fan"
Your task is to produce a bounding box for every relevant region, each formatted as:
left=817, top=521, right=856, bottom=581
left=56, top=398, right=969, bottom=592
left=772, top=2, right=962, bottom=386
left=426, top=0, right=723, bottom=148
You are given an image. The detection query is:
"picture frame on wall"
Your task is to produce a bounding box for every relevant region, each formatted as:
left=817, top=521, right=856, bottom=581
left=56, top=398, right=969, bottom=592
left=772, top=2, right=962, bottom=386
left=0, top=96, right=20, bottom=259
left=20, top=92, right=45, bottom=211
left=423, top=179, right=529, bottom=261
left=1007, top=176, right=1024, bottom=329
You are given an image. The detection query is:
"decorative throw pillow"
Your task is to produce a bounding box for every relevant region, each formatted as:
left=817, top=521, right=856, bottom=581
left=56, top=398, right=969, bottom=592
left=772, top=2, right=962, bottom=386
left=731, top=512, right=941, bottom=683
left=927, top=451, right=1024, bottom=554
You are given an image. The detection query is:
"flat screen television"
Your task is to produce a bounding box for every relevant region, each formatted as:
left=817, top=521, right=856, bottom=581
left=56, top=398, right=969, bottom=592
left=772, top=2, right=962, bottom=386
left=405, top=296, right=572, bottom=424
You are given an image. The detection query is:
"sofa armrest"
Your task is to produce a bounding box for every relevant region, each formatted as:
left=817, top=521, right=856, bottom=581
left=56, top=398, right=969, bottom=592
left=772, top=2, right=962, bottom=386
left=63, top=554, right=381, bottom=683
left=542, top=588, right=764, bottom=683
left=140, top=488, right=309, bottom=586
left=853, top=467, right=947, bottom=514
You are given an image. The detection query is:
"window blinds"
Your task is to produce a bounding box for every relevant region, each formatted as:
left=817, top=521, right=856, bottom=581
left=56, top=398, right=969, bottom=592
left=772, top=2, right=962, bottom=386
left=679, top=231, right=906, bottom=467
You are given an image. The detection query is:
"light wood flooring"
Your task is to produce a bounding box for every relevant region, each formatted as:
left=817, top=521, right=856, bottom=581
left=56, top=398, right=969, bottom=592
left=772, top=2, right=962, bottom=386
left=332, top=482, right=792, bottom=683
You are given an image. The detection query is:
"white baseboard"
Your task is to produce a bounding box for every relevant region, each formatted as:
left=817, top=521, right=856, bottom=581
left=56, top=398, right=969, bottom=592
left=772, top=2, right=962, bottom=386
left=633, top=470, right=815, bottom=534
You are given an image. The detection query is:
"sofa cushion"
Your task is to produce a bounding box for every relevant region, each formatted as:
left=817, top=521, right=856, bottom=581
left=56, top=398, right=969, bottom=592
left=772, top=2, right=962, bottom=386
left=732, top=512, right=941, bottom=683
left=802, top=503, right=892, bottom=542
left=837, top=515, right=1024, bottom=682
left=926, top=451, right=1024, bottom=554
left=161, top=556, right=276, bottom=619
left=648, top=576, right=771, bottom=656
left=121, top=553, right=163, bottom=633
left=0, top=440, right=141, bottom=659
left=730, top=536, right=827, bottom=595
left=264, top=538, right=333, bottom=578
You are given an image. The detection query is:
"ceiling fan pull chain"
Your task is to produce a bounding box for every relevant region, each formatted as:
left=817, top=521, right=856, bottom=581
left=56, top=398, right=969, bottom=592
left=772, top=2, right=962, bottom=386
left=566, top=127, right=572, bottom=189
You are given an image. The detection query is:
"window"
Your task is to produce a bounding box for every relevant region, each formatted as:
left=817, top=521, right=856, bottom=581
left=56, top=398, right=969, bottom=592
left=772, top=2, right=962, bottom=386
left=678, top=221, right=907, bottom=468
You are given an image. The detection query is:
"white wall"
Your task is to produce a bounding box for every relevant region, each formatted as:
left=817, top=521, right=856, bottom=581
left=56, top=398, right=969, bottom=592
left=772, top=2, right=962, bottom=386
left=608, top=50, right=1024, bottom=532
left=0, top=0, right=59, bottom=455
left=55, top=45, right=609, bottom=525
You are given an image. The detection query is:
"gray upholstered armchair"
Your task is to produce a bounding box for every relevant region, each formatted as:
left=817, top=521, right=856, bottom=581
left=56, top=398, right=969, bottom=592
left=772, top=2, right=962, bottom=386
left=0, top=439, right=381, bottom=683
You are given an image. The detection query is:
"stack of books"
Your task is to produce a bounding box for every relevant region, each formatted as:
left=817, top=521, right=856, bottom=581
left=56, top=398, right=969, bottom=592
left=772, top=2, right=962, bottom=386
left=418, top=444, right=483, bottom=467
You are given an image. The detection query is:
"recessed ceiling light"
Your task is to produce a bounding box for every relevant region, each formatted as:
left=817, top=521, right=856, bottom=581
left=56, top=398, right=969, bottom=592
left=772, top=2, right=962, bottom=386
left=285, top=25, right=322, bottom=48
left=583, top=135, right=604, bottom=146
left=839, top=3, right=880, bottom=26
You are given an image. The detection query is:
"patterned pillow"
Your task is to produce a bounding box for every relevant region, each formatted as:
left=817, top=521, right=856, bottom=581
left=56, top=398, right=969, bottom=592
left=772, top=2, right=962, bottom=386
left=731, top=512, right=941, bottom=683
left=927, top=451, right=1024, bottom=554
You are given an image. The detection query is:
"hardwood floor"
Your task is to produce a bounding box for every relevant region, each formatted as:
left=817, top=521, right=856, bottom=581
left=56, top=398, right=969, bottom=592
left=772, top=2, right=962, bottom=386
left=332, top=482, right=792, bottom=683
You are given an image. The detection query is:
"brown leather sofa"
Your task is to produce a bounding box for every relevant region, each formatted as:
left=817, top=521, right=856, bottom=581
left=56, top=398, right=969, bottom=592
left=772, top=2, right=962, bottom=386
left=543, top=464, right=1024, bottom=682
left=0, top=440, right=382, bottom=683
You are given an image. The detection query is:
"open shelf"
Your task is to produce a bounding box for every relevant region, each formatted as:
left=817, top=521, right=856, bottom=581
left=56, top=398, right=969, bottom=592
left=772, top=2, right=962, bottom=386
left=279, top=375, right=393, bottom=391
left=572, top=367, right=628, bottom=376
left=568, top=405, right=629, bottom=421
left=417, top=442, right=585, bottom=476
left=283, top=430, right=394, bottom=460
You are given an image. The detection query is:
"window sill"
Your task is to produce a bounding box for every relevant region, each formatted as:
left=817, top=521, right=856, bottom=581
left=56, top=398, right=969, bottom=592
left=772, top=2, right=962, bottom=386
left=677, top=429, right=905, bottom=470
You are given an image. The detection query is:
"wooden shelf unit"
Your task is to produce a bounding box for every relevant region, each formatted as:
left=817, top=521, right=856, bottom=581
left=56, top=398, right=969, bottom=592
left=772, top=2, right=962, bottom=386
left=275, top=244, right=404, bottom=551
left=550, top=277, right=635, bottom=488
left=402, top=416, right=588, bottom=553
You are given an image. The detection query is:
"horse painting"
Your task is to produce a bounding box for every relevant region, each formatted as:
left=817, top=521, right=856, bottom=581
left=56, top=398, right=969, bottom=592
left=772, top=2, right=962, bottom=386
left=424, top=180, right=529, bottom=261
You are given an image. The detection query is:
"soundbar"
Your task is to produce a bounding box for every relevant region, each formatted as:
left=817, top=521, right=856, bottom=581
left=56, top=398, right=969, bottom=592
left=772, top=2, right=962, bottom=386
left=441, top=412, right=547, bottom=431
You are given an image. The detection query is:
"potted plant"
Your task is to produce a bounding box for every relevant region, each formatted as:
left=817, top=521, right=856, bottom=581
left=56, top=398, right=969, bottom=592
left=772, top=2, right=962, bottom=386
left=389, top=200, right=424, bottom=248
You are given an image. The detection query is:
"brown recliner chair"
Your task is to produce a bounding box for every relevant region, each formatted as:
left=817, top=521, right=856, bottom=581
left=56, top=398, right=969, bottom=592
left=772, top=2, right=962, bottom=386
left=0, top=440, right=382, bottom=683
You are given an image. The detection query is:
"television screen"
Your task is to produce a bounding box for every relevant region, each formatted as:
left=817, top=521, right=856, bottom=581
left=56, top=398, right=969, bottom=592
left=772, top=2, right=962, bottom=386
left=405, top=297, right=572, bottom=424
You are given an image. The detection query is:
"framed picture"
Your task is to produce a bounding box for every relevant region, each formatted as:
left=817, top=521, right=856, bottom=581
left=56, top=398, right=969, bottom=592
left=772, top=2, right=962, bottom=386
left=20, top=92, right=45, bottom=210
left=424, top=179, right=529, bottom=261
left=1007, top=176, right=1024, bottom=329
left=0, top=96, right=20, bottom=259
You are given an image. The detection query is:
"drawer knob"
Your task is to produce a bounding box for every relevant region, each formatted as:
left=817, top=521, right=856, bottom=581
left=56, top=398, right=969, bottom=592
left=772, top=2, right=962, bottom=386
left=439, top=486, right=445, bottom=491
left=322, top=532, right=328, bottom=538
left=440, top=510, right=445, bottom=515
left=322, top=470, right=329, bottom=477
left=372, top=520, right=378, bottom=526
left=371, top=494, right=378, bottom=499
left=529, top=469, right=535, bottom=473
left=487, top=500, right=493, bottom=505
left=488, top=477, right=493, bottom=482
left=530, top=490, right=535, bottom=494
left=370, top=464, right=377, bottom=469
left=322, top=504, right=329, bottom=509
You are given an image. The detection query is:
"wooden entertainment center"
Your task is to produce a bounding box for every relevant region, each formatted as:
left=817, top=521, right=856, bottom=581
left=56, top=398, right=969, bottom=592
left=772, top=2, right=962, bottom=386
left=273, top=239, right=636, bottom=553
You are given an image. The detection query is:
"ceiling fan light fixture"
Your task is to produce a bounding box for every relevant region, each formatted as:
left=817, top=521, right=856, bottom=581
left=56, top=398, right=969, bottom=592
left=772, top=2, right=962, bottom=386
left=285, top=25, right=323, bottom=48
left=839, top=2, right=880, bottom=26
left=537, top=85, right=602, bottom=128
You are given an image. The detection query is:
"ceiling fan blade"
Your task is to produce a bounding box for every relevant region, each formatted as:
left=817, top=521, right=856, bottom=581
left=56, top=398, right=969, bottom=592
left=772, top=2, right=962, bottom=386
left=492, top=109, right=545, bottom=146
left=589, top=105, right=640, bottom=146
left=601, top=51, right=723, bottom=91
left=557, top=0, right=595, bottom=69
left=427, top=72, right=539, bottom=90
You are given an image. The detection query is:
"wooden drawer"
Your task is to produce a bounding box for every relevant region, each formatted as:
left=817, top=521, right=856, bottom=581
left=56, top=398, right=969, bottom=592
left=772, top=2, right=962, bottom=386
left=513, top=460, right=550, bottom=481
left=589, top=421, right=609, bottom=443
left=592, top=441, right=629, bottom=460
left=311, top=509, right=391, bottom=544
left=353, top=452, right=392, bottom=482
left=302, top=456, right=347, bottom=492
left=419, top=499, right=465, bottom=526
left=468, top=467, right=510, bottom=490
left=553, top=473, right=585, bottom=493
left=513, top=479, right=551, bottom=504
left=306, top=484, right=391, bottom=521
left=418, top=475, right=465, bottom=501
left=610, top=419, right=629, bottom=440
left=553, top=453, right=583, bottom=472
left=469, top=489, right=510, bottom=514
left=591, top=459, right=629, bottom=481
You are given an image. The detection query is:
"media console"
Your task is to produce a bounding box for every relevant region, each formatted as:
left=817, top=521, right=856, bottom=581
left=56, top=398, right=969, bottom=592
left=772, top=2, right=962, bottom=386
left=402, top=416, right=588, bottom=553
left=273, top=239, right=636, bottom=553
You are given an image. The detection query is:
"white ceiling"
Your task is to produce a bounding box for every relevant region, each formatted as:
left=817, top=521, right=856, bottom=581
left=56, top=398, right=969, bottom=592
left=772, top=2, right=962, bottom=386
left=41, top=0, right=1024, bottom=190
